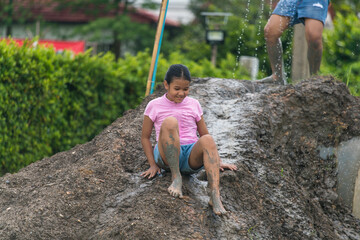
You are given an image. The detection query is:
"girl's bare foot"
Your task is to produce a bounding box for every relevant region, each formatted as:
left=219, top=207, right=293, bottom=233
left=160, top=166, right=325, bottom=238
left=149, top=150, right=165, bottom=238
left=168, top=176, right=183, bottom=198
left=208, top=190, right=227, bottom=215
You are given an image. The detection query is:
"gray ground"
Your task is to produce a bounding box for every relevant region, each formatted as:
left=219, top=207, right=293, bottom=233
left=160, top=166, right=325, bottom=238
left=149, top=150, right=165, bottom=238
left=1, top=76, right=360, bottom=239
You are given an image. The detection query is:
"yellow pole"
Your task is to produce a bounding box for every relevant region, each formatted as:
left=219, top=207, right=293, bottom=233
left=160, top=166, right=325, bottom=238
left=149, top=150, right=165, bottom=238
left=145, top=0, right=168, bottom=96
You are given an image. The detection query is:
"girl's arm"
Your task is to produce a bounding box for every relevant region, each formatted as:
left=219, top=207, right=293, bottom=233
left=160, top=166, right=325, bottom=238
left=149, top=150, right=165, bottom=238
left=141, top=116, right=160, bottom=178
left=196, top=116, right=209, bottom=137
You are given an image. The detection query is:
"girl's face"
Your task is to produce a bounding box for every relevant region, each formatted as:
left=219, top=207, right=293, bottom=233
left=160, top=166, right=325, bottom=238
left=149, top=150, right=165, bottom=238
left=164, top=77, right=190, bottom=103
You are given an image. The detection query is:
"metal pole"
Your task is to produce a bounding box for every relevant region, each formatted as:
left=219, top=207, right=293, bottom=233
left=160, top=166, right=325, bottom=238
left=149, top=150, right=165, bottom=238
left=145, top=0, right=169, bottom=96
left=291, top=24, right=310, bottom=83
left=211, top=44, right=217, bottom=66
left=6, top=0, right=13, bottom=36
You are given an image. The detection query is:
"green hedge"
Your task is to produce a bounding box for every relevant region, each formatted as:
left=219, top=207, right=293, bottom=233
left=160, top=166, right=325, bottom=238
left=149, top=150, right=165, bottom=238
left=0, top=39, right=250, bottom=176
left=322, top=12, right=360, bottom=96
left=0, top=40, right=149, bottom=175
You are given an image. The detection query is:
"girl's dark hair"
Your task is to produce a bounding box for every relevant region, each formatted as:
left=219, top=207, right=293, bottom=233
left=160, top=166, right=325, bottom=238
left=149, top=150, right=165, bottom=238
left=164, top=64, right=191, bottom=84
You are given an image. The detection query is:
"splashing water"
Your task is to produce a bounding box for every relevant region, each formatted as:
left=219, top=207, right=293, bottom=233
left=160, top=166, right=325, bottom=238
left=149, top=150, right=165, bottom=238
left=254, top=0, right=265, bottom=59
left=261, top=0, right=273, bottom=73
left=233, top=0, right=251, bottom=78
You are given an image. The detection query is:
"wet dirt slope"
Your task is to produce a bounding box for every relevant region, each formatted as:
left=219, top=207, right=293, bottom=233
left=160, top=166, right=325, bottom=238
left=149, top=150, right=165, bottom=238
left=0, top=76, right=360, bottom=239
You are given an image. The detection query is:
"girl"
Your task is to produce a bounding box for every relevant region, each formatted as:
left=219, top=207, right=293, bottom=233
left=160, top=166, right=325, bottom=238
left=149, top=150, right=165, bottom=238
left=141, top=64, right=237, bottom=215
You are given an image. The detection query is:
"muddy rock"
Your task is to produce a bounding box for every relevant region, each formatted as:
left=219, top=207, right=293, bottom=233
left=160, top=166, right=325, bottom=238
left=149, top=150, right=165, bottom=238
left=0, top=76, right=360, bottom=239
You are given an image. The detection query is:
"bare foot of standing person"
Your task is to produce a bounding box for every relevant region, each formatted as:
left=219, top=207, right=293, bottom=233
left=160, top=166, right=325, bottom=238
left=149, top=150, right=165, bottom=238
left=255, top=14, right=290, bottom=85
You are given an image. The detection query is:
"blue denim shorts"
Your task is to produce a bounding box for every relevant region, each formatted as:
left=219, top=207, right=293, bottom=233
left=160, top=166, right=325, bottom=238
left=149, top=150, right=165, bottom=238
left=154, top=143, right=204, bottom=175
left=273, top=0, right=329, bottom=26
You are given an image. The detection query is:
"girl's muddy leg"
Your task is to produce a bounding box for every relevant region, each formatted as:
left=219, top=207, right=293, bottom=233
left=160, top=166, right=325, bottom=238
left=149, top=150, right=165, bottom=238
left=164, top=142, right=182, bottom=198
left=158, top=117, right=183, bottom=198
left=204, top=148, right=227, bottom=215
left=189, top=134, right=227, bottom=215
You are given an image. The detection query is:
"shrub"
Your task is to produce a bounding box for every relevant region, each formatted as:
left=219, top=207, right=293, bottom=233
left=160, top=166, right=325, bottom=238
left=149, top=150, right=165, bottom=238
left=0, top=40, right=143, bottom=175
left=322, top=13, right=360, bottom=96
left=0, top=40, right=250, bottom=176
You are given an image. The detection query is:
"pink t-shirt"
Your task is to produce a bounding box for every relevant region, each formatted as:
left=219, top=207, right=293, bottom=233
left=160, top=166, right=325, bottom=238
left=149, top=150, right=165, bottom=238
left=144, top=93, right=203, bottom=145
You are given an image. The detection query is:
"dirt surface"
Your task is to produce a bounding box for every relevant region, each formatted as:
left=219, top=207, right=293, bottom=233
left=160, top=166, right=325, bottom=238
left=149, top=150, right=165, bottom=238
left=1, top=76, right=360, bottom=239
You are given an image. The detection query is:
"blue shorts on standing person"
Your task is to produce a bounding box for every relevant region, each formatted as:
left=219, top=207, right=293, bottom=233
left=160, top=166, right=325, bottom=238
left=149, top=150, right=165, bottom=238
left=154, top=143, right=204, bottom=175
left=273, top=0, right=329, bottom=26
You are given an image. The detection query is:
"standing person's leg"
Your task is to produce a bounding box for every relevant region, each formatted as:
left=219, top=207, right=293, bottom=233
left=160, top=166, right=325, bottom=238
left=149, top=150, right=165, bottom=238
left=188, top=134, right=226, bottom=215
left=256, top=14, right=290, bottom=84
left=297, top=0, right=329, bottom=75
left=304, top=19, right=324, bottom=75
left=158, top=117, right=183, bottom=198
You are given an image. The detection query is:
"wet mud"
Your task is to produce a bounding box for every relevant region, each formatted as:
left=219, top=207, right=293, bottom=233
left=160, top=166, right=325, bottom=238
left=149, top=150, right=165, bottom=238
left=1, top=76, right=360, bottom=239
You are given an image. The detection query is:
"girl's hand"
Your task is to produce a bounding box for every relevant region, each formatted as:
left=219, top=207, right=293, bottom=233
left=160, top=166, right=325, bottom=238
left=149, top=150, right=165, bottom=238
left=141, top=165, right=161, bottom=179
left=220, top=162, right=237, bottom=172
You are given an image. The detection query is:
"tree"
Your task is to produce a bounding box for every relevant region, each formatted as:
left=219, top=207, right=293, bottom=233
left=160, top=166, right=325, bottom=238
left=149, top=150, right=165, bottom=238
left=189, top=0, right=272, bottom=24
left=322, top=12, right=360, bottom=95
left=0, top=0, right=36, bottom=36
left=54, top=0, right=162, bottom=59
left=330, top=0, right=360, bottom=15
left=176, top=0, right=277, bottom=77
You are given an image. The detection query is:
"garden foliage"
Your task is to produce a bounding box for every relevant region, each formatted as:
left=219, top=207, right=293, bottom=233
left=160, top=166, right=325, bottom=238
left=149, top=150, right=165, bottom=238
left=0, top=40, right=250, bottom=175
left=2, top=9, right=358, bottom=175
left=0, top=40, right=146, bottom=175
left=322, top=12, right=360, bottom=96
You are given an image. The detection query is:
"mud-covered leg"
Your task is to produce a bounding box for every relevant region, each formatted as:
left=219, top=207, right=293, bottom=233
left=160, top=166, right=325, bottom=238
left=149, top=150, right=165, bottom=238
left=256, top=15, right=290, bottom=84
left=204, top=148, right=227, bottom=215
left=305, top=18, right=324, bottom=76
left=267, top=38, right=285, bottom=83
left=189, top=134, right=226, bottom=215
left=158, top=117, right=183, bottom=198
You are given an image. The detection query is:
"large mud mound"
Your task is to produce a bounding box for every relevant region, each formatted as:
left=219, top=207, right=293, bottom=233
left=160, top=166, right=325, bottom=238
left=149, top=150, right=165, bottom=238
left=1, top=76, right=360, bottom=239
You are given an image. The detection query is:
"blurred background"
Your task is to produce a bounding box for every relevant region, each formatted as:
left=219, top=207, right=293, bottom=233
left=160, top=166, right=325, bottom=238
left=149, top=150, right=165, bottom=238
left=0, top=0, right=359, bottom=83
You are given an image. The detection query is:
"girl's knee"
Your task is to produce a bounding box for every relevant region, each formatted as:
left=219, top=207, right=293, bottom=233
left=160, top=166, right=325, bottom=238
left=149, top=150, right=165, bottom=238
left=199, top=134, right=216, bottom=149
left=160, top=117, right=179, bottom=131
